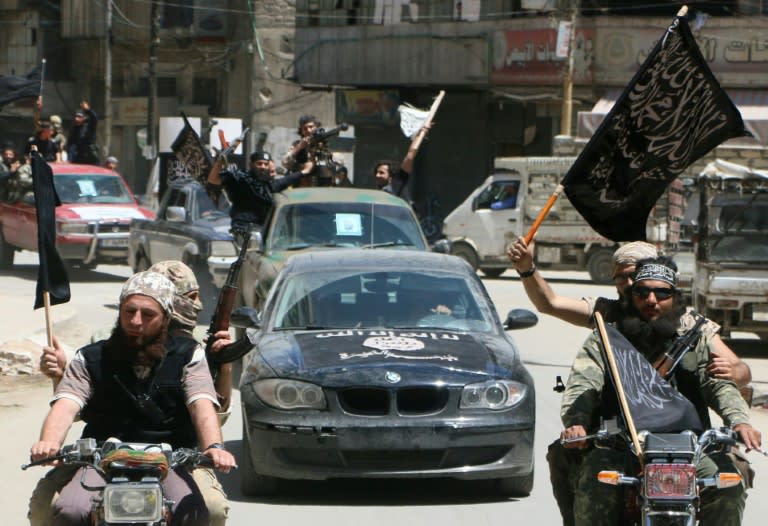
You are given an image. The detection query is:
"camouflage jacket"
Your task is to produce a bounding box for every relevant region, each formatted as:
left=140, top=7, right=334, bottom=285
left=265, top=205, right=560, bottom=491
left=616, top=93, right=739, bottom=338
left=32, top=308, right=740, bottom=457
left=560, top=322, right=750, bottom=432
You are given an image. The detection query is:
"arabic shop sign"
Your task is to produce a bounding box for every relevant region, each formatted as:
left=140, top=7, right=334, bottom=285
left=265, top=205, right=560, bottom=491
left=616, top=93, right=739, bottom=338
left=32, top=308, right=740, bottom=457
left=491, top=28, right=595, bottom=85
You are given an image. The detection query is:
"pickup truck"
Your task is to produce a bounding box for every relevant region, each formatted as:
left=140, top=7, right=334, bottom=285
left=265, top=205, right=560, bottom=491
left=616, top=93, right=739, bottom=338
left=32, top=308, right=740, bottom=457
left=692, top=160, right=768, bottom=340
left=0, top=162, right=154, bottom=269
left=128, top=178, right=237, bottom=300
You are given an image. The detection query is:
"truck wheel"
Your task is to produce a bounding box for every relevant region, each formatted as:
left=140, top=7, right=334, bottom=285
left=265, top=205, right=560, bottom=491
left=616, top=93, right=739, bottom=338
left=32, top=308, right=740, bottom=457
left=587, top=248, right=614, bottom=285
left=452, top=243, right=479, bottom=271
left=481, top=267, right=505, bottom=279
left=0, top=231, right=15, bottom=269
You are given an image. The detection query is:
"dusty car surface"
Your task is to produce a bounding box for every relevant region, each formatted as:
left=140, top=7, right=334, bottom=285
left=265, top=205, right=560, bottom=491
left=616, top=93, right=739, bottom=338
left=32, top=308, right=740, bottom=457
left=0, top=162, right=154, bottom=269
left=238, top=249, right=538, bottom=497
left=239, top=186, right=429, bottom=313
left=128, top=179, right=237, bottom=294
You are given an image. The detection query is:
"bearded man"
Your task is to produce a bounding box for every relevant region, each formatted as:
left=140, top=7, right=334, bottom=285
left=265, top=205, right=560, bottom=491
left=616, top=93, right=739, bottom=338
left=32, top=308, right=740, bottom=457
left=207, top=150, right=303, bottom=244
left=29, top=271, right=236, bottom=526
left=558, top=257, right=761, bottom=526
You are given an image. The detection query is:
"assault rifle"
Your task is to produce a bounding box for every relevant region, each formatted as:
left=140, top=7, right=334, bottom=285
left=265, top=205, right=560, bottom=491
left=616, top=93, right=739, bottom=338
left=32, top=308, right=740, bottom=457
left=205, top=226, right=252, bottom=370
left=308, top=123, right=348, bottom=148
left=215, top=127, right=250, bottom=166
left=653, top=315, right=707, bottom=379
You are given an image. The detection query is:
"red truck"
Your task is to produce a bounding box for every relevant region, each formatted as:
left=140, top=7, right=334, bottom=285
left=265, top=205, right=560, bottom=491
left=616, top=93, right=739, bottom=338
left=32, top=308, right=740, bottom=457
left=0, top=162, right=154, bottom=269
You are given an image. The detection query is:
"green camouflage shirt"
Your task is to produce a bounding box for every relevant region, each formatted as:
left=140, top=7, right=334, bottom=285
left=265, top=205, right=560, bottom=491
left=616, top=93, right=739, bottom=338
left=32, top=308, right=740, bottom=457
left=561, top=323, right=750, bottom=431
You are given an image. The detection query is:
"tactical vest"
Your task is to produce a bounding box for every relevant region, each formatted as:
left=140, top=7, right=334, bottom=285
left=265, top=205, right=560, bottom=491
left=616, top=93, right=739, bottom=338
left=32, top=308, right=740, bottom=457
left=79, top=335, right=199, bottom=448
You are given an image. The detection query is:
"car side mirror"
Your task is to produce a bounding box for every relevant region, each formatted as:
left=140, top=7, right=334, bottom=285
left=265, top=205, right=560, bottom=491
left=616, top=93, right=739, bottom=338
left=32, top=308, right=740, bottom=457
left=231, top=306, right=260, bottom=329
left=504, top=308, right=538, bottom=330
left=166, top=206, right=186, bottom=222
left=250, top=230, right=264, bottom=252
left=431, top=238, right=452, bottom=254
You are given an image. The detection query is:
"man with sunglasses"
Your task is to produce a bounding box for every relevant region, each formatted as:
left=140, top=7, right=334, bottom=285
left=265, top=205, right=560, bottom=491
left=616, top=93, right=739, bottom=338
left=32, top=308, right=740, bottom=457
left=558, top=257, right=761, bottom=525
left=508, top=238, right=751, bottom=525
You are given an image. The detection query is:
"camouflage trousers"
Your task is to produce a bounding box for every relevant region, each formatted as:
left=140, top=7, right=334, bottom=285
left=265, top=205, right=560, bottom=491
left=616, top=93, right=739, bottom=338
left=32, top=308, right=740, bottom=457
left=571, top=445, right=746, bottom=526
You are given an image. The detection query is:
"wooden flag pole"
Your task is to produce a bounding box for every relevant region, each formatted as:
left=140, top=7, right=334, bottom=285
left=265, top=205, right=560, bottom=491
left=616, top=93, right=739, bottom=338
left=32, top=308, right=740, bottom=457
left=408, top=90, right=445, bottom=154
left=524, top=183, right=564, bottom=244
left=594, top=312, right=643, bottom=465
left=43, top=291, right=54, bottom=347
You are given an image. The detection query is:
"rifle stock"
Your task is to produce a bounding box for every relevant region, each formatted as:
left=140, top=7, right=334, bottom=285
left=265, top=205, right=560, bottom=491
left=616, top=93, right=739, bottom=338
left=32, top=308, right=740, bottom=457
left=205, top=228, right=251, bottom=363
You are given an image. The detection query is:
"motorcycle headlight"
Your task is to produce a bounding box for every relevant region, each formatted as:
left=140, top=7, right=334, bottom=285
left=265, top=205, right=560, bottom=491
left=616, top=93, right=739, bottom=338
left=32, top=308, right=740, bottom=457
left=253, top=379, right=326, bottom=410
left=103, top=484, right=163, bottom=522
left=210, top=240, right=237, bottom=257
left=460, top=380, right=527, bottom=410
left=644, top=463, right=697, bottom=499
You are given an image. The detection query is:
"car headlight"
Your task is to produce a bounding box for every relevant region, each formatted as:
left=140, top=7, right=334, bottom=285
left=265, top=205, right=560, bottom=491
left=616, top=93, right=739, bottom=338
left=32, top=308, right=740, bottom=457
left=104, top=484, right=163, bottom=522
left=253, top=379, right=326, bottom=410
left=58, top=221, right=90, bottom=234
left=210, top=240, right=237, bottom=257
left=460, top=380, right=527, bottom=410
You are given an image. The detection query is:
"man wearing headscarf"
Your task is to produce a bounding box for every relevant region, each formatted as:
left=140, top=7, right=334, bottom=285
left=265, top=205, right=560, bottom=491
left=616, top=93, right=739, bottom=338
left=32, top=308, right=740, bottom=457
left=29, top=271, right=235, bottom=526
left=560, top=257, right=760, bottom=525
left=35, top=261, right=231, bottom=526
left=507, top=238, right=751, bottom=526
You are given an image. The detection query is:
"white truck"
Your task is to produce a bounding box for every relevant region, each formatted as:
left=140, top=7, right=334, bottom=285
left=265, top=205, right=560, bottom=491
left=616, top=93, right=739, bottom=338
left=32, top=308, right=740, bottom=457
left=442, top=157, right=619, bottom=283
left=692, top=160, right=768, bottom=340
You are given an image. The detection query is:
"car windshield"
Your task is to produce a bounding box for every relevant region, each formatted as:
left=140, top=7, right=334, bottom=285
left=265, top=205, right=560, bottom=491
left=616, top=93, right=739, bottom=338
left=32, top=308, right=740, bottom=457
left=271, top=269, right=497, bottom=333
left=267, top=202, right=426, bottom=251
left=193, top=185, right=230, bottom=220
left=54, top=174, right=134, bottom=204
left=708, top=202, right=768, bottom=262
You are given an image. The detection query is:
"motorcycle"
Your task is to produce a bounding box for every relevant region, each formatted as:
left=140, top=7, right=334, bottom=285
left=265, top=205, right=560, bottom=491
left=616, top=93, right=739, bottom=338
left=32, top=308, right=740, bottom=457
left=580, top=424, right=744, bottom=525
left=23, top=437, right=212, bottom=525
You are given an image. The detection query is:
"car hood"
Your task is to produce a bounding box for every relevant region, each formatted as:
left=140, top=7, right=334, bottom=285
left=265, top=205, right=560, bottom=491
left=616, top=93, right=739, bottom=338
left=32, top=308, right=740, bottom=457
left=62, top=204, right=148, bottom=220
left=189, top=215, right=234, bottom=240
left=246, top=329, right=522, bottom=387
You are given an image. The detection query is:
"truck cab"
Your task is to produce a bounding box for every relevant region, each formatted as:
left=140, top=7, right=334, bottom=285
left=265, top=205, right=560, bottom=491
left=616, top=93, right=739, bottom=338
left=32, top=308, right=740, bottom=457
left=693, top=160, right=768, bottom=339
left=443, top=157, right=617, bottom=283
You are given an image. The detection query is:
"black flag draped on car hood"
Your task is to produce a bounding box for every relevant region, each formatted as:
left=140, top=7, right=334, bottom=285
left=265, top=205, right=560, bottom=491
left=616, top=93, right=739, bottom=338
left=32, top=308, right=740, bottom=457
left=0, top=66, right=41, bottom=107
left=171, top=113, right=213, bottom=185
left=31, top=153, right=70, bottom=309
left=600, top=324, right=703, bottom=434
left=562, top=16, right=749, bottom=242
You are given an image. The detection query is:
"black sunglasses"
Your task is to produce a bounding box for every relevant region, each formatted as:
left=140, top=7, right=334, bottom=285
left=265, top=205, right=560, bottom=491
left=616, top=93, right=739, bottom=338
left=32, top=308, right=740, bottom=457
left=632, top=286, right=675, bottom=300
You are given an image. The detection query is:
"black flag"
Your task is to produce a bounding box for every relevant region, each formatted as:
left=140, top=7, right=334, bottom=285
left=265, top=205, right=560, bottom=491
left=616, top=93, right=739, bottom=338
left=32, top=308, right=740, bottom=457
left=562, top=16, right=749, bottom=242
left=171, top=113, right=213, bottom=185
left=0, top=66, right=41, bottom=107
left=31, top=152, right=70, bottom=309
left=601, top=324, right=703, bottom=434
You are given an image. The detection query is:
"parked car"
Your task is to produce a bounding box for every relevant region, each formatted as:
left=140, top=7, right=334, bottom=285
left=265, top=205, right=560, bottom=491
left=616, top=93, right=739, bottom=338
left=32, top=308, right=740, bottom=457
left=0, top=162, right=154, bottom=269
left=128, top=179, right=237, bottom=308
left=239, top=187, right=431, bottom=313
left=238, top=249, right=538, bottom=497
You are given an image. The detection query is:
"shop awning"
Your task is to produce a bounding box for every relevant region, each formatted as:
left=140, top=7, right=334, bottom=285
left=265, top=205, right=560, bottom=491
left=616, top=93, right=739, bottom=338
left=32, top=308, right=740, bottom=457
left=576, top=89, right=768, bottom=147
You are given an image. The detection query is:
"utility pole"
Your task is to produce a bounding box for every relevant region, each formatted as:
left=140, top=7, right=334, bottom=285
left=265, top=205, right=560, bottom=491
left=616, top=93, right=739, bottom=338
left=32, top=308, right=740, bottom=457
left=560, top=1, right=578, bottom=136
left=147, top=0, right=160, bottom=160
left=104, top=0, right=112, bottom=157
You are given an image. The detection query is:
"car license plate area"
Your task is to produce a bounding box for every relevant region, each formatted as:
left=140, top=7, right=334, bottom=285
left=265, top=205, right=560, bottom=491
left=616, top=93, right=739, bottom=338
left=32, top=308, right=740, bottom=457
left=753, top=304, right=768, bottom=321
left=99, top=238, right=129, bottom=248
left=336, top=427, right=447, bottom=450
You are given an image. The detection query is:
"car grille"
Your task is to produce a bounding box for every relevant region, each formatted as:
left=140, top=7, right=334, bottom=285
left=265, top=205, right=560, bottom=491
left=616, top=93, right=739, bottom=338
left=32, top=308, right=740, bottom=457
left=88, top=221, right=130, bottom=234
left=277, top=446, right=511, bottom=471
left=337, top=386, right=449, bottom=416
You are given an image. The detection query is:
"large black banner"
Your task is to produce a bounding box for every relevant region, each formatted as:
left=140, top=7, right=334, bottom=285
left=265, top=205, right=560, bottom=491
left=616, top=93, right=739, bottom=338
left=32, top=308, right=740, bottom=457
left=0, top=66, right=41, bottom=107
left=31, top=153, right=70, bottom=309
left=171, top=114, right=213, bottom=185
left=562, top=16, right=749, bottom=242
left=601, top=324, right=702, bottom=434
